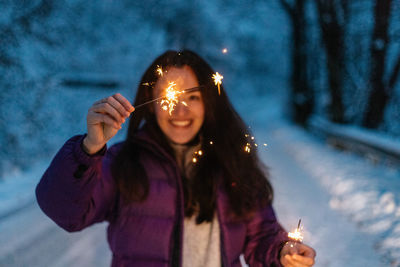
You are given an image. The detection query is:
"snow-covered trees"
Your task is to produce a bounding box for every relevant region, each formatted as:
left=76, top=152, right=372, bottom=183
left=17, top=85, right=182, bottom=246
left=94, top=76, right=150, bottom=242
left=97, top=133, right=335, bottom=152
left=282, top=0, right=400, bottom=135
left=279, top=0, right=315, bottom=126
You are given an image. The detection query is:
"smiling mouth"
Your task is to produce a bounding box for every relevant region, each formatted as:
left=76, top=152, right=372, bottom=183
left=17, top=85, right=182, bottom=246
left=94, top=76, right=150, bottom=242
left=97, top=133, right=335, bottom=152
left=170, top=120, right=192, bottom=127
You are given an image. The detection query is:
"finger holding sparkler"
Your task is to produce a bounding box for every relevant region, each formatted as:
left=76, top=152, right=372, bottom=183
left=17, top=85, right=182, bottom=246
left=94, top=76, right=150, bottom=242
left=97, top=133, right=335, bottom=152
left=280, top=244, right=316, bottom=267
left=84, top=93, right=134, bottom=155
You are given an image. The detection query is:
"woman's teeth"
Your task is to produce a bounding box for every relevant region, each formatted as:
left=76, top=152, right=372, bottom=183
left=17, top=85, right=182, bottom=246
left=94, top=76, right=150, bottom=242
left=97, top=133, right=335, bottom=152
left=171, top=120, right=191, bottom=127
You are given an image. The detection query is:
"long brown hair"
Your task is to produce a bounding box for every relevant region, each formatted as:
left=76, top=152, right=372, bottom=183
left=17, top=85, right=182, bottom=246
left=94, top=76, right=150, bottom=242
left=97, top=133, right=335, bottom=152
left=111, top=50, right=273, bottom=223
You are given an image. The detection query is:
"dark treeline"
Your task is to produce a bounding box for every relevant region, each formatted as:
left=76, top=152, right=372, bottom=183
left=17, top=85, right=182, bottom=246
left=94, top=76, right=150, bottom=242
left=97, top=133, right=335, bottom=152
left=279, top=0, right=400, bottom=135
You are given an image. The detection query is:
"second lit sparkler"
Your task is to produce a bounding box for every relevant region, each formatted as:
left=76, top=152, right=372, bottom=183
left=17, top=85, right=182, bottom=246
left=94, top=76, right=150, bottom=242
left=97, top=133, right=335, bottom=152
left=212, top=72, right=223, bottom=95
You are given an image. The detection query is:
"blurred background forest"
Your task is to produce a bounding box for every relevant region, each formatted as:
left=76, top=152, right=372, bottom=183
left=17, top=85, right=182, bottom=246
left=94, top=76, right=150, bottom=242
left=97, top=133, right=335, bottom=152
left=0, top=0, right=399, bottom=174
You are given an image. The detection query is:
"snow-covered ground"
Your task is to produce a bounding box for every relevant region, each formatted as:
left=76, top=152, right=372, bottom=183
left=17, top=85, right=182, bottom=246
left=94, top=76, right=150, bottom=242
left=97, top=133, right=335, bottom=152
left=1, top=91, right=399, bottom=267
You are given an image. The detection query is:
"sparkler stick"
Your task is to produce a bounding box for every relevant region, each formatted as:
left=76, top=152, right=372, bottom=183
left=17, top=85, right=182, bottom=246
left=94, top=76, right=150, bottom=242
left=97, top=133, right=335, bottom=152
left=133, top=86, right=204, bottom=110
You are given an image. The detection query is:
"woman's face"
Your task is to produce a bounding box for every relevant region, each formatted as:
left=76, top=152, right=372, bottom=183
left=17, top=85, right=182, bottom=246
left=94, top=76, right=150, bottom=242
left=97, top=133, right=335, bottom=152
left=154, top=65, right=205, bottom=145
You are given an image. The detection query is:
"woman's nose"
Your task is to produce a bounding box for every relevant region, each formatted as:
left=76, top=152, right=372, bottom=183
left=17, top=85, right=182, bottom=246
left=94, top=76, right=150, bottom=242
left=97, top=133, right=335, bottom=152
left=172, top=101, right=189, bottom=116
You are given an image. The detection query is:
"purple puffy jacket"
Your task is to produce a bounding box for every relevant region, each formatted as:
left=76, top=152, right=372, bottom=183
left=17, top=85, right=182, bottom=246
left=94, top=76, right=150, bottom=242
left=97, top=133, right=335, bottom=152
left=36, top=131, right=289, bottom=267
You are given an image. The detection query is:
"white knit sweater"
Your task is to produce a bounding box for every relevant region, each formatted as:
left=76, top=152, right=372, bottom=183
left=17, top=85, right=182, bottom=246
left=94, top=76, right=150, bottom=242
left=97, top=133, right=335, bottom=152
left=170, top=142, right=221, bottom=267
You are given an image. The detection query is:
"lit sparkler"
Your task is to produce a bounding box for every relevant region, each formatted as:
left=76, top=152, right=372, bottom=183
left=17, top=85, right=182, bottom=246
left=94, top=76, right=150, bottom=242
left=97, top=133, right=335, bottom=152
left=212, top=72, right=223, bottom=95
left=288, top=219, right=304, bottom=242
left=133, top=85, right=203, bottom=110
left=160, top=82, right=180, bottom=115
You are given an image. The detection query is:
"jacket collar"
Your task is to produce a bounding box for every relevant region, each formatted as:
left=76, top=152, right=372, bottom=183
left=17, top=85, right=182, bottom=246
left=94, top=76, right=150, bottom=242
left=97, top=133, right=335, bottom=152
left=131, top=124, right=176, bottom=165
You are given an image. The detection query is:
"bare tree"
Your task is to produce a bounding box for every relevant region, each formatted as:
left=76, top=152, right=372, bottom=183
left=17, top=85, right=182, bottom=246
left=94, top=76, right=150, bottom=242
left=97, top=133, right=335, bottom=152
left=363, top=0, right=397, bottom=128
left=316, top=0, right=347, bottom=123
left=279, top=0, right=314, bottom=126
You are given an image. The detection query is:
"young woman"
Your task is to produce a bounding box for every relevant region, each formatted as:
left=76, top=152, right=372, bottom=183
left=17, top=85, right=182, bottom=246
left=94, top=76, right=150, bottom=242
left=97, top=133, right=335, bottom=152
left=36, top=50, right=316, bottom=267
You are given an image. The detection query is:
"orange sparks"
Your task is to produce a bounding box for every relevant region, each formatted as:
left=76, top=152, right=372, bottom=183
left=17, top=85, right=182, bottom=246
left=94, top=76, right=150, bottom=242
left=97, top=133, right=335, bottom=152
left=222, top=48, right=228, bottom=54
left=156, top=65, right=163, bottom=76
left=212, top=72, right=223, bottom=95
left=244, top=143, right=251, bottom=153
left=243, top=133, right=269, bottom=154
left=192, top=149, right=203, bottom=163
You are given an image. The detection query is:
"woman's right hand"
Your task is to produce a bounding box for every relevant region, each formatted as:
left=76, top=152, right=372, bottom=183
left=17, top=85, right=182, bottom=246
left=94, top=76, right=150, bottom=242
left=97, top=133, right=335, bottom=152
left=83, top=93, right=135, bottom=154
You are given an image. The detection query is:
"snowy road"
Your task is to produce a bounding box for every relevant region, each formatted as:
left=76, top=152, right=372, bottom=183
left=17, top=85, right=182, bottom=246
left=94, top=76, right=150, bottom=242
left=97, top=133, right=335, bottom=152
left=258, top=122, right=384, bottom=267
left=0, top=201, right=111, bottom=267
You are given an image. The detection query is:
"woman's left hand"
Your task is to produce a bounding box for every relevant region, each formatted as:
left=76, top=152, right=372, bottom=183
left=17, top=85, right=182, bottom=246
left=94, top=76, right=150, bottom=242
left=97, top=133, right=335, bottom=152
left=280, top=241, right=316, bottom=267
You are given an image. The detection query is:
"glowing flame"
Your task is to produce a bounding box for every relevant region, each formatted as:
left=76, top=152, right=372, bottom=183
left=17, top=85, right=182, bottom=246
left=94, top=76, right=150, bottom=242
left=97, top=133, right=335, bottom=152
left=212, top=72, right=223, bottom=95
